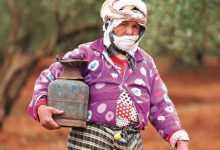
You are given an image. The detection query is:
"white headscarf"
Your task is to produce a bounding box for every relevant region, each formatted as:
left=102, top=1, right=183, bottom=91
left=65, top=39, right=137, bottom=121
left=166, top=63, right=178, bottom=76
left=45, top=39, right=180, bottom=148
left=101, top=0, right=148, bottom=56
left=101, top=0, right=147, bottom=25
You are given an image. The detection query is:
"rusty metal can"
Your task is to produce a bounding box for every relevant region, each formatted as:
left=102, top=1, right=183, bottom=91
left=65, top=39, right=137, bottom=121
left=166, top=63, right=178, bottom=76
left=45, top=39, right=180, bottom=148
left=48, top=58, right=89, bottom=128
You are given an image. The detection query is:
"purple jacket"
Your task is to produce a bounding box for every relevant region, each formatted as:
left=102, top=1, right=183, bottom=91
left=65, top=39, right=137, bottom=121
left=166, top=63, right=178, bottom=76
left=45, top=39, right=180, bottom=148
left=28, top=38, right=183, bottom=141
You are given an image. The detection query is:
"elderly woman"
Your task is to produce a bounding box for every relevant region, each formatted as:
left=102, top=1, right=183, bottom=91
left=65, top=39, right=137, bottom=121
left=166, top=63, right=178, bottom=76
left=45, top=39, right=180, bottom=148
left=28, top=0, right=189, bottom=149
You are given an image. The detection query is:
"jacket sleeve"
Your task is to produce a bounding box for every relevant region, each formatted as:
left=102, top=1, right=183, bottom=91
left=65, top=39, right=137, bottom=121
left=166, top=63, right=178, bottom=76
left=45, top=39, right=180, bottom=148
left=27, top=47, right=89, bottom=121
left=27, top=61, right=63, bottom=121
left=148, top=58, right=189, bottom=147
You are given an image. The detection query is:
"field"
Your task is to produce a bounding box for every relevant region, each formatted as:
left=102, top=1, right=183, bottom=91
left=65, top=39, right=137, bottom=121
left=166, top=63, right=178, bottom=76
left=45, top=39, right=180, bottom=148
left=0, top=57, right=219, bottom=150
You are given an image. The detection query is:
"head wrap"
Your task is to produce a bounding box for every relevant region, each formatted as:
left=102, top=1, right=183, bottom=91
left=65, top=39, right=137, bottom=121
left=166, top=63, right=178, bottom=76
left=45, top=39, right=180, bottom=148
left=100, top=0, right=148, bottom=71
left=101, top=0, right=147, bottom=25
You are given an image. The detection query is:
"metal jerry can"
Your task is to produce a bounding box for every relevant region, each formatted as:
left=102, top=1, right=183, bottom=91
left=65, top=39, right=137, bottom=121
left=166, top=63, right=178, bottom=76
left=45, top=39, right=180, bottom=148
left=48, top=57, right=89, bottom=128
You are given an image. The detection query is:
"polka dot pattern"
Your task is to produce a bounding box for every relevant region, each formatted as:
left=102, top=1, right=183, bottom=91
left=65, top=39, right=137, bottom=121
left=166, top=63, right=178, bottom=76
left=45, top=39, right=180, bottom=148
left=164, top=94, right=172, bottom=102
left=116, top=91, right=138, bottom=127
left=111, top=73, right=118, bottom=78
left=97, top=103, right=107, bottom=113
left=140, top=67, right=147, bottom=76
left=131, top=88, right=142, bottom=97
left=116, top=117, right=129, bottom=127
left=165, top=106, right=174, bottom=113
left=95, top=83, right=105, bottom=89
left=157, top=116, right=166, bottom=122
left=135, top=78, right=145, bottom=86
left=105, top=111, right=114, bottom=121
left=87, top=110, right=92, bottom=121
left=29, top=41, right=184, bottom=140
left=88, top=60, right=99, bottom=71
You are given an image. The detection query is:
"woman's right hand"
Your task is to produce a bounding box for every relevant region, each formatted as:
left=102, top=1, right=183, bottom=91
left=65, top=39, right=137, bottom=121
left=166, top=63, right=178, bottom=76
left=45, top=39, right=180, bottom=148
left=37, top=105, right=64, bottom=130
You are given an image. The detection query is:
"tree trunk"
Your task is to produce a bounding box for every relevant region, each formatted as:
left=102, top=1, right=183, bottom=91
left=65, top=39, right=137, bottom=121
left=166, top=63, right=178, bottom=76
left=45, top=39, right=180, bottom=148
left=0, top=53, right=37, bottom=128
left=0, top=23, right=99, bottom=129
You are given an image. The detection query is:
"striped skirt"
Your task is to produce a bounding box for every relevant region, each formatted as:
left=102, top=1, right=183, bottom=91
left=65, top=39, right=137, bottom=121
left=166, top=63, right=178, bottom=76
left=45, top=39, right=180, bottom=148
left=67, top=122, right=142, bottom=150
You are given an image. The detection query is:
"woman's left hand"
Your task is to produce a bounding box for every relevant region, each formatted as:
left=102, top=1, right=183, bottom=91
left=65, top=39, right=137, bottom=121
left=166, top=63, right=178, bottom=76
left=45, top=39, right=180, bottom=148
left=176, top=140, right=189, bottom=150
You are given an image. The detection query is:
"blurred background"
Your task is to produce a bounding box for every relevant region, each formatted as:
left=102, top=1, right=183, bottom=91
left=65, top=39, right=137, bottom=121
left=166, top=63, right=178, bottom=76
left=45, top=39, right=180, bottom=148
left=0, top=0, right=219, bottom=150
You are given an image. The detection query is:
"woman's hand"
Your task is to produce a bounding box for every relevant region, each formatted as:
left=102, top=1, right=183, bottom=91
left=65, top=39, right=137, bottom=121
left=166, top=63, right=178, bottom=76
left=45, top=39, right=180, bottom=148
left=37, top=105, right=64, bottom=130
left=176, top=140, right=189, bottom=150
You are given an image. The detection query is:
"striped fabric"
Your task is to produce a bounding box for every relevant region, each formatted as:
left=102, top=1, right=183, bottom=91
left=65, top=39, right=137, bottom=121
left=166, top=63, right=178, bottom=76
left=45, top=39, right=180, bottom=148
left=67, top=123, right=142, bottom=150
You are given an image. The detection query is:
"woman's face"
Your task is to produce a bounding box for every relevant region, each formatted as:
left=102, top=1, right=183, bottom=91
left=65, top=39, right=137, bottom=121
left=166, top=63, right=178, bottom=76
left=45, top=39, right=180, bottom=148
left=113, top=21, right=140, bottom=37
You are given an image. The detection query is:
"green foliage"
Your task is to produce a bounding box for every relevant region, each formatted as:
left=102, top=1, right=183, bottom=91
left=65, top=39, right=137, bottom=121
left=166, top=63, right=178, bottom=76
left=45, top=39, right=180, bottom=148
left=0, top=0, right=219, bottom=65
left=0, top=1, right=10, bottom=51
left=141, top=0, right=220, bottom=65
left=0, top=0, right=103, bottom=54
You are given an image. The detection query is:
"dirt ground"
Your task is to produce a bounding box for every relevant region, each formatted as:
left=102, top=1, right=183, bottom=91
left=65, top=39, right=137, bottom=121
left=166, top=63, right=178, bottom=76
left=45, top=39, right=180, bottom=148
left=0, top=57, right=219, bottom=150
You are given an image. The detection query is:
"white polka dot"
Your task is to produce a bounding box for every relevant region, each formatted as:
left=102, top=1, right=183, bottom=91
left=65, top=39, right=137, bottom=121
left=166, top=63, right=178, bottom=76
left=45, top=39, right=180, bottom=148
left=111, top=73, right=118, bottom=78
left=140, top=67, right=147, bottom=76
left=165, top=106, right=174, bottom=112
left=95, top=83, right=105, bottom=89
left=97, top=103, right=107, bottom=113
left=88, top=60, right=99, bottom=71
left=87, top=110, right=92, bottom=121
left=105, top=111, right=114, bottom=121
left=131, top=88, right=142, bottom=97
left=164, top=94, right=172, bottom=102
left=157, top=116, right=166, bottom=122
left=135, top=78, right=145, bottom=86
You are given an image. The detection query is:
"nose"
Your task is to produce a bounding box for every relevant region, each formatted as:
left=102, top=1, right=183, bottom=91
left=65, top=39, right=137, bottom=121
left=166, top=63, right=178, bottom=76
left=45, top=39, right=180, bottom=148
left=124, top=26, right=133, bottom=35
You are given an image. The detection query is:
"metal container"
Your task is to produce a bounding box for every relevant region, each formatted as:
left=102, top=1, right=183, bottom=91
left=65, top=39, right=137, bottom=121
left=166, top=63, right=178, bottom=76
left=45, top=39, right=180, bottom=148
left=48, top=57, right=89, bottom=128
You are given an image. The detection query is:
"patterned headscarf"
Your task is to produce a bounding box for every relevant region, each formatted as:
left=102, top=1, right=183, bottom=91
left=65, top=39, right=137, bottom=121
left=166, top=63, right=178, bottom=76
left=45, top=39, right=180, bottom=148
left=100, top=0, right=148, bottom=71
left=101, top=0, right=147, bottom=25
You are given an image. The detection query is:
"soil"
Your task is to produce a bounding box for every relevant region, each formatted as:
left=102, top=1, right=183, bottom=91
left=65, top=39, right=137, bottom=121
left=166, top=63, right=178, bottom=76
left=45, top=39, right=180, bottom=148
left=0, top=57, right=219, bottom=150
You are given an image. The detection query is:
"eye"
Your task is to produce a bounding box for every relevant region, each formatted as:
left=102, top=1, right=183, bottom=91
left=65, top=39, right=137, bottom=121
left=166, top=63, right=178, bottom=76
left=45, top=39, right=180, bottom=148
left=120, top=22, right=127, bottom=26
left=133, top=24, right=140, bottom=30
